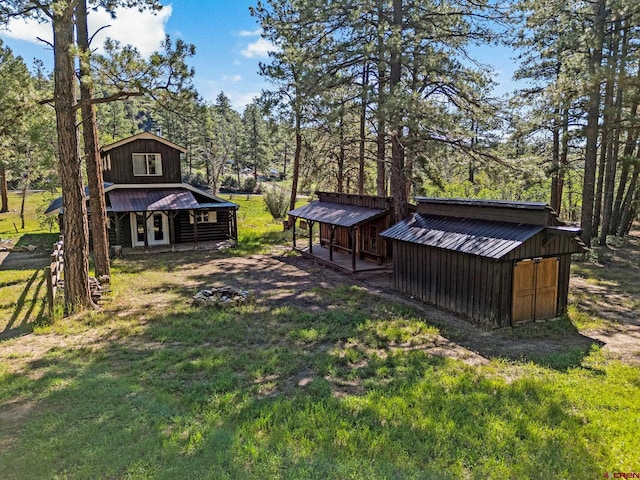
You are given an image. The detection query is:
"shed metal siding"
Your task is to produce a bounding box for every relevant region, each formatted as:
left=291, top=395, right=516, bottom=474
left=392, top=240, right=513, bottom=327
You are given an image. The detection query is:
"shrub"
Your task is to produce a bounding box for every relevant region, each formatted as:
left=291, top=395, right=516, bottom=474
left=221, top=175, right=238, bottom=191
left=263, top=187, right=290, bottom=220
left=243, top=177, right=257, bottom=193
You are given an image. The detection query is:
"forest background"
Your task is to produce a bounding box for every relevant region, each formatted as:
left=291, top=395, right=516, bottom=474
left=1, top=0, right=639, bottom=312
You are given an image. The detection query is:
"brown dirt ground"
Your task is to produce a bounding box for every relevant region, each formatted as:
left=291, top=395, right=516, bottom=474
left=1, top=232, right=639, bottom=379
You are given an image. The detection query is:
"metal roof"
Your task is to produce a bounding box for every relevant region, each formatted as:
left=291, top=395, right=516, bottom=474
left=44, top=183, right=114, bottom=215
left=108, top=188, right=201, bottom=212
left=288, top=201, right=387, bottom=227
left=197, top=201, right=239, bottom=210
left=100, top=131, right=187, bottom=153
left=415, top=197, right=549, bottom=210
left=380, top=213, right=545, bottom=259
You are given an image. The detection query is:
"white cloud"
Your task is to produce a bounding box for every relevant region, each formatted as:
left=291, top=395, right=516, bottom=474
left=223, top=75, right=242, bottom=82
left=237, top=29, right=261, bottom=37
left=1, top=17, right=50, bottom=44
left=1, top=5, right=171, bottom=58
left=241, top=38, right=276, bottom=58
left=227, top=91, right=260, bottom=110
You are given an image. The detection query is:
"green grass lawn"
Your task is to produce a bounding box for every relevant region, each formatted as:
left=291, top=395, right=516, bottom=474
left=1, top=193, right=639, bottom=479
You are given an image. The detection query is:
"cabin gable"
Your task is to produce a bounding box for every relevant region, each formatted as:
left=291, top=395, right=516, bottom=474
left=101, top=136, right=183, bottom=184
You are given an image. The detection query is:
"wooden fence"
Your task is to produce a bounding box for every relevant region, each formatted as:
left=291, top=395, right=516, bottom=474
left=46, top=237, right=64, bottom=315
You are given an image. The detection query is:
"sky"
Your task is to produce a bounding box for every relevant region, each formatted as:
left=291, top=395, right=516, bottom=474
left=0, top=1, right=519, bottom=112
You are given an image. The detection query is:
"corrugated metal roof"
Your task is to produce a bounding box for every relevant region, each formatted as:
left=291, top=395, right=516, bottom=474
left=197, top=202, right=239, bottom=210
left=289, top=201, right=387, bottom=227
left=44, top=183, right=114, bottom=215
left=108, top=189, right=200, bottom=212
left=415, top=197, right=549, bottom=210
left=380, top=213, right=545, bottom=259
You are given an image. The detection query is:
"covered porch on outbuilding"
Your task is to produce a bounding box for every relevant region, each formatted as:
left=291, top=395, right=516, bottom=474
left=288, top=199, right=391, bottom=272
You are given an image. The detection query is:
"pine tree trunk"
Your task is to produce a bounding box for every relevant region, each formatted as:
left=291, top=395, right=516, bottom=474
left=389, top=0, right=408, bottom=223
left=0, top=162, right=8, bottom=213
left=337, top=113, right=345, bottom=193
left=618, top=157, right=640, bottom=237
left=77, top=0, right=110, bottom=281
left=358, top=64, right=369, bottom=195
left=611, top=67, right=640, bottom=234
left=550, top=106, right=561, bottom=213
left=287, top=110, right=302, bottom=228
left=53, top=6, right=93, bottom=313
left=375, top=0, right=387, bottom=198
left=599, top=23, right=627, bottom=245
left=580, top=0, right=607, bottom=247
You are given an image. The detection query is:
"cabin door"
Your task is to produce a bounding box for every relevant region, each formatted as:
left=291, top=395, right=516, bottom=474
left=512, top=257, right=559, bottom=324
left=131, top=212, right=170, bottom=247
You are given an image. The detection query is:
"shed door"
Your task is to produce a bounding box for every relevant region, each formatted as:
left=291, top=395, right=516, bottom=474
left=512, top=257, right=559, bottom=323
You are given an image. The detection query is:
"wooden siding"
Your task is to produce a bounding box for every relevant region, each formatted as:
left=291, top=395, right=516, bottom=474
left=102, top=139, right=182, bottom=184
left=319, top=215, right=391, bottom=262
left=391, top=237, right=576, bottom=327
left=506, top=230, right=584, bottom=260
left=318, top=192, right=392, bottom=210
left=416, top=202, right=553, bottom=226
left=392, top=241, right=513, bottom=327
left=175, top=210, right=231, bottom=243
left=107, top=213, right=133, bottom=248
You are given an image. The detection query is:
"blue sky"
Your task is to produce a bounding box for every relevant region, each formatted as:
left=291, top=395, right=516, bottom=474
left=0, top=1, right=271, bottom=110
left=0, top=1, right=519, bottom=112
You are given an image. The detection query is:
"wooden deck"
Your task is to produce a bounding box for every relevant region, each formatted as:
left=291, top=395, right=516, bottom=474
left=296, top=244, right=391, bottom=273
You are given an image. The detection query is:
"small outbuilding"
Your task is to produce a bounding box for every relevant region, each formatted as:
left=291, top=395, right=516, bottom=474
left=288, top=192, right=393, bottom=272
left=380, top=198, right=587, bottom=327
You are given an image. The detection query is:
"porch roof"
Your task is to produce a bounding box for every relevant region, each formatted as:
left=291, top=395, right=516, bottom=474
left=288, top=201, right=387, bottom=228
left=108, top=188, right=200, bottom=212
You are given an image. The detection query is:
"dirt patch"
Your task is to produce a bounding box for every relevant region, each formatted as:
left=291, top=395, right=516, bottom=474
left=0, top=250, right=49, bottom=271
left=2, top=233, right=639, bottom=385
left=0, top=401, right=36, bottom=451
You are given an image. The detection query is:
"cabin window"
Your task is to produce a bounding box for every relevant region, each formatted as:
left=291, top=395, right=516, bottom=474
left=132, top=153, right=162, bottom=176
left=190, top=210, right=217, bottom=224
left=370, top=225, right=378, bottom=251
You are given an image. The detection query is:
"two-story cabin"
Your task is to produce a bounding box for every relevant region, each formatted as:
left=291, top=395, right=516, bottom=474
left=47, top=132, right=238, bottom=249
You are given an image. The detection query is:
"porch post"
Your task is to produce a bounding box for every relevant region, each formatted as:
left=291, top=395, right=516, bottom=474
left=292, top=217, right=297, bottom=248
left=329, top=224, right=336, bottom=261
left=350, top=227, right=356, bottom=271
left=168, top=211, right=177, bottom=245
left=114, top=213, right=122, bottom=245
left=308, top=220, right=314, bottom=254
left=143, top=212, right=150, bottom=247
left=232, top=209, right=238, bottom=245
left=192, top=210, right=198, bottom=246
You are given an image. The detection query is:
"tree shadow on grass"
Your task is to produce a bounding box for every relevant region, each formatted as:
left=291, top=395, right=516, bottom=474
left=0, top=268, right=48, bottom=341
left=0, top=296, right=607, bottom=479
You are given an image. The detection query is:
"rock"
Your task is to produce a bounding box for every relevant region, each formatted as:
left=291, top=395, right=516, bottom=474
left=192, top=286, right=249, bottom=307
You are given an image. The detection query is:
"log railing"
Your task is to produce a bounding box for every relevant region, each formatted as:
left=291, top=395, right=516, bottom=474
left=46, top=237, right=64, bottom=315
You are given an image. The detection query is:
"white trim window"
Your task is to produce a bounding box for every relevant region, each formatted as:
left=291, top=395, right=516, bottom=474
left=132, top=153, right=162, bottom=176
left=190, top=210, right=218, bottom=224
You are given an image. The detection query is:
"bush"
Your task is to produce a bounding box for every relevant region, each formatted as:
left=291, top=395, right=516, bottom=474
left=221, top=175, right=238, bottom=191
left=243, top=177, right=257, bottom=193
left=263, top=187, right=290, bottom=220
left=183, top=172, right=208, bottom=190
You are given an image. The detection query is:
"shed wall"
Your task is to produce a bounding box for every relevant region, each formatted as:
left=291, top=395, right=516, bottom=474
left=392, top=241, right=512, bottom=327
